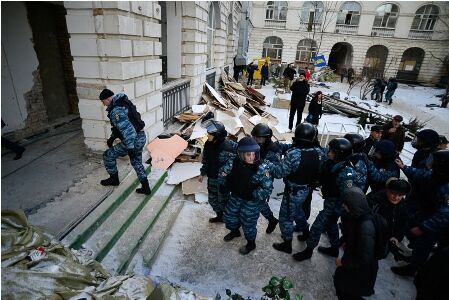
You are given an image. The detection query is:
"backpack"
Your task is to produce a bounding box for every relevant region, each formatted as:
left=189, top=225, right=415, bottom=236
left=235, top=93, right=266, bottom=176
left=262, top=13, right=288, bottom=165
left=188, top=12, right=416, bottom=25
left=113, top=94, right=145, bottom=132
left=370, top=213, right=390, bottom=260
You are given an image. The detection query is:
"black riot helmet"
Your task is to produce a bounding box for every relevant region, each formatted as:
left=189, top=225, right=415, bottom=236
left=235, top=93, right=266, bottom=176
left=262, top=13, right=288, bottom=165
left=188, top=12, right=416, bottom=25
left=294, top=123, right=317, bottom=144
left=251, top=123, right=272, bottom=138
left=206, top=120, right=227, bottom=141
left=412, top=129, right=440, bottom=150
left=344, top=133, right=366, bottom=153
left=428, top=150, right=449, bottom=177
left=328, top=138, right=353, bottom=161
left=237, top=136, right=260, bottom=164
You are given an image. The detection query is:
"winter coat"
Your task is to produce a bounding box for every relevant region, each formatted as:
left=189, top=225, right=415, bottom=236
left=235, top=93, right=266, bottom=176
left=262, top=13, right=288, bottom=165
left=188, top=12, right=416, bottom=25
left=362, top=137, right=377, bottom=155
left=247, top=64, right=258, bottom=75
left=381, top=122, right=405, bottom=152
left=368, top=189, right=409, bottom=241
left=334, top=188, right=378, bottom=297
left=414, top=246, right=449, bottom=299
left=261, top=65, right=269, bottom=77
left=106, top=93, right=139, bottom=149
left=305, top=69, right=311, bottom=81
left=347, top=68, right=354, bottom=77
left=387, top=80, right=398, bottom=91
left=367, top=157, right=400, bottom=194
left=283, top=67, right=296, bottom=80
left=290, top=80, right=310, bottom=105
left=308, top=99, right=322, bottom=118
left=200, top=139, right=237, bottom=179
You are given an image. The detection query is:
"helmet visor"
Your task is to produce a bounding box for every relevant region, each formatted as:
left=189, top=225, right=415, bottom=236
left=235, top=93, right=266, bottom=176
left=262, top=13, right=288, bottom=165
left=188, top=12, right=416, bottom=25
left=206, top=122, right=220, bottom=134
left=238, top=151, right=260, bottom=164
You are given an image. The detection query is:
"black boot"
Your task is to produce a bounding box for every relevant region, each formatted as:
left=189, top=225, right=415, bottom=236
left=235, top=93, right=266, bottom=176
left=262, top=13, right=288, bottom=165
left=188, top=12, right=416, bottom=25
left=273, top=240, right=292, bottom=254
left=318, top=246, right=339, bottom=258
left=297, top=228, right=310, bottom=242
left=239, top=240, right=256, bottom=255
left=292, top=247, right=313, bottom=261
left=100, top=172, right=119, bottom=186
left=224, top=229, right=241, bottom=241
left=266, top=216, right=279, bottom=234
left=209, top=212, right=223, bottom=223
left=391, top=264, right=417, bottom=277
left=136, top=179, right=151, bottom=195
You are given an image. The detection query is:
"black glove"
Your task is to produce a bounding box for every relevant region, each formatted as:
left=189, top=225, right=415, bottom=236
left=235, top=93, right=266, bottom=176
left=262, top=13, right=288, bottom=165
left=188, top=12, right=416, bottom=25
left=128, top=149, right=136, bottom=159
left=107, top=135, right=116, bottom=148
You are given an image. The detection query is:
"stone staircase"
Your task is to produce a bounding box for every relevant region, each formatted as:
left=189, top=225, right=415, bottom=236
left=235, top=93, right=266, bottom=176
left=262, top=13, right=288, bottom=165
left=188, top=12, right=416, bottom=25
left=61, top=164, right=183, bottom=275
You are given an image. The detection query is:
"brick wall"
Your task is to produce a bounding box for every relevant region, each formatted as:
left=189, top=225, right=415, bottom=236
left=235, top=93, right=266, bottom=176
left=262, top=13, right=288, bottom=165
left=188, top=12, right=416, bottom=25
left=65, top=1, right=164, bottom=151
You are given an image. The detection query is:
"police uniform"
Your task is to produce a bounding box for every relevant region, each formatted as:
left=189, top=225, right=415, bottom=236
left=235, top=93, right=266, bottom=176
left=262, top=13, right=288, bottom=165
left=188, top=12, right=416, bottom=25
left=259, top=141, right=282, bottom=221
left=103, top=93, right=147, bottom=182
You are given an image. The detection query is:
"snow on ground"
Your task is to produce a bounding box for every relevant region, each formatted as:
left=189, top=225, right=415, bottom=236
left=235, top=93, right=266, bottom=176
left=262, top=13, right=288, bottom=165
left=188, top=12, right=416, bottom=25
left=146, top=81, right=440, bottom=299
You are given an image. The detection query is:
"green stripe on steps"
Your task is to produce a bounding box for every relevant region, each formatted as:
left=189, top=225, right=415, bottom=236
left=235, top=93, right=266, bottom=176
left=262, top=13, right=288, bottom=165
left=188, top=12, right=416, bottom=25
left=69, top=167, right=155, bottom=250
left=95, top=172, right=168, bottom=262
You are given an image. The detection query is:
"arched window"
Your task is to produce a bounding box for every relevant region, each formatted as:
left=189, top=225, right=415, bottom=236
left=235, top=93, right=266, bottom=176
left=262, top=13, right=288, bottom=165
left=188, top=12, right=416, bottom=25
left=301, top=1, right=324, bottom=24
left=336, top=1, right=361, bottom=26
left=412, top=5, right=439, bottom=31
left=262, top=36, right=283, bottom=60
left=207, top=2, right=220, bottom=68
left=265, top=1, right=288, bottom=20
left=296, top=39, right=318, bottom=62
left=373, top=3, right=399, bottom=28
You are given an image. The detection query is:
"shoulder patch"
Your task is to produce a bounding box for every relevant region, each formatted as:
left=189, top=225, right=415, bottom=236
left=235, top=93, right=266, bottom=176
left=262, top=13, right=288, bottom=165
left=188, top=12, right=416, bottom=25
left=115, top=112, right=120, bottom=121
left=346, top=180, right=353, bottom=188
left=265, top=170, right=270, bottom=178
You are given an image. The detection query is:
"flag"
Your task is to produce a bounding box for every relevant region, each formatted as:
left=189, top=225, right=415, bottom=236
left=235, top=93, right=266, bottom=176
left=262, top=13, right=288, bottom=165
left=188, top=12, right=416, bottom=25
left=313, top=55, right=327, bottom=67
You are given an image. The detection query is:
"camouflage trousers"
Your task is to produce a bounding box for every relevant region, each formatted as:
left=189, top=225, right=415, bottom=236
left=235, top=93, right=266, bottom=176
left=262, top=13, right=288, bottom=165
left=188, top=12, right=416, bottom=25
left=207, top=177, right=229, bottom=214
left=224, top=195, right=262, bottom=241
left=260, top=201, right=275, bottom=220
left=279, top=185, right=310, bottom=241
left=103, top=131, right=147, bottom=182
left=306, top=197, right=342, bottom=249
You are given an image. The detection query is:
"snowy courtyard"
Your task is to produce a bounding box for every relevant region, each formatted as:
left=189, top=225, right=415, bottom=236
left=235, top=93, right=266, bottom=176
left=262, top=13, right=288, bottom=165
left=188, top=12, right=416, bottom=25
left=145, top=81, right=447, bottom=299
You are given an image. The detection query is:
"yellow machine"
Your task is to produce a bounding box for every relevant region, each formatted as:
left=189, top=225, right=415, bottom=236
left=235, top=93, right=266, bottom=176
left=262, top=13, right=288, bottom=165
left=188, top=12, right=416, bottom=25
left=253, top=57, right=270, bottom=80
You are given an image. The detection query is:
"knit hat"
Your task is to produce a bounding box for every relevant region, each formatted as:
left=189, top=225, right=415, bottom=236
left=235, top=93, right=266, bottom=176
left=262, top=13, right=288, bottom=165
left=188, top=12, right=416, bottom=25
left=99, top=89, right=114, bottom=100
left=385, top=178, right=411, bottom=195
left=393, top=115, right=403, bottom=122
left=371, top=125, right=382, bottom=132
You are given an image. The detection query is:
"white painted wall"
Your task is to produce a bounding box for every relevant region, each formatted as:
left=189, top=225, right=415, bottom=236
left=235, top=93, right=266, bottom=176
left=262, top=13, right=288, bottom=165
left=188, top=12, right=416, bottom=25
left=1, top=2, right=38, bottom=133
left=166, top=1, right=182, bottom=79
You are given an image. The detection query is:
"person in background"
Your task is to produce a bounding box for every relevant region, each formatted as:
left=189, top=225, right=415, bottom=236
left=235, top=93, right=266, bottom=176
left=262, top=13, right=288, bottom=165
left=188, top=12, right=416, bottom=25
left=261, top=61, right=269, bottom=86
left=334, top=188, right=379, bottom=300
left=362, top=125, right=382, bottom=155
left=1, top=119, right=25, bottom=160
left=246, top=62, right=258, bottom=86
left=385, top=78, right=398, bottom=105
left=370, top=79, right=382, bottom=102
left=381, top=115, right=405, bottom=153
left=379, top=79, right=387, bottom=102
left=347, top=67, right=354, bottom=84
left=340, top=65, right=347, bottom=83
left=283, top=63, right=296, bottom=91
left=304, top=66, right=311, bottom=81
left=438, top=135, right=448, bottom=150
left=306, top=91, right=323, bottom=126
left=288, top=73, right=310, bottom=132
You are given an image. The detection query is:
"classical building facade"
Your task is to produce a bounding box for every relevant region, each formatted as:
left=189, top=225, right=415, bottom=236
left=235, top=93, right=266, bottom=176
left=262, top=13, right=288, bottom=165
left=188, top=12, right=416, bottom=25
left=248, top=1, right=449, bottom=84
left=2, top=1, right=250, bottom=150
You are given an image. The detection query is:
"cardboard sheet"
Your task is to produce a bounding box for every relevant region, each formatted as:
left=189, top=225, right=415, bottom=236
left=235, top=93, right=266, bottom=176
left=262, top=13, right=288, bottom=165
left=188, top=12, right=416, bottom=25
left=189, top=121, right=208, bottom=140
left=166, top=162, right=202, bottom=185
left=182, top=177, right=208, bottom=195
left=194, top=193, right=209, bottom=204
left=215, top=110, right=242, bottom=136
left=205, top=83, right=227, bottom=108
left=192, top=105, right=207, bottom=114
left=146, top=135, right=188, bottom=170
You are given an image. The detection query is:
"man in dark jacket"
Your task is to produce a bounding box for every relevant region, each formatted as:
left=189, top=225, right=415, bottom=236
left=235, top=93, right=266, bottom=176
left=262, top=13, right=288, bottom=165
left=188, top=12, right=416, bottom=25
left=381, top=115, right=405, bottom=153
left=334, top=187, right=378, bottom=299
left=340, top=66, right=347, bottom=83
left=370, top=79, right=382, bottom=102
left=385, top=78, right=398, bottom=105
left=366, top=140, right=400, bottom=194
left=288, top=73, right=310, bottom=131
left=283, top=64, right=296, bottom=90
left=246, top=62, right=258, bottom=86
left=261, top=61, right=269, bottom=86
left=368, top=178, right=410, bottom=261
left=379, top=79, right=387, bottom=102
left=362, top=125, right=382, bottom=155
left=347, top=67, right=354, bottom=84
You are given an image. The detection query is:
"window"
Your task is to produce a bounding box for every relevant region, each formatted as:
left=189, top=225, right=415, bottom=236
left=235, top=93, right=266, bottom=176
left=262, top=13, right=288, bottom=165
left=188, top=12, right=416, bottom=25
left=301, top=1, right=324, bottom=24
left=373, top=3, right=399, bottom=28
left=207, top=2, right=219, bottom=68
left=336, top=1, right=361, bottom=26
left=296, top=39, right=317, bottom=62
left=262, top=36, right=283, bottom=60
left=411, top=5, right=439, bottom=31
left=265, top=1, right=288, bottom=20
left=227, top=14, right=233, bottom=35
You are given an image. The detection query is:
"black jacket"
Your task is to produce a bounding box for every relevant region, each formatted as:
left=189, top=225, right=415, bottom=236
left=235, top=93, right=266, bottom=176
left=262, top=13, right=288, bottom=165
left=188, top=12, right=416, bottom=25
left=283, top=67, right=296, bottom=80
left=290, top=80, right=310, bottom=105
left=368, top=189, right=409, bottom=241
left=335, top=188, right=378, bottom=297
left=362, top=137, right=376, bottom=155
left=381, top=122, right=405, bottom=152
left=308, top=99, right=322, bottom=117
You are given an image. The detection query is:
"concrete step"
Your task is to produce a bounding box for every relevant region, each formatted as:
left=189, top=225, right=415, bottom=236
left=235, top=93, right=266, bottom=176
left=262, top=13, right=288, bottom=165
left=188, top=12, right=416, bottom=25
left=100, top=182, right=180, bottom=275
left=125, top=190, right=184, bottom=275
left=61, top=166, right=164, bottom=249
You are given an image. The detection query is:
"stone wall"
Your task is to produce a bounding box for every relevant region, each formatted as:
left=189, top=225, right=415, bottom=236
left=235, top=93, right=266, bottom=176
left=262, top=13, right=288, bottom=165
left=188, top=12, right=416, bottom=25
left=65, top=1, right=164, bottom=151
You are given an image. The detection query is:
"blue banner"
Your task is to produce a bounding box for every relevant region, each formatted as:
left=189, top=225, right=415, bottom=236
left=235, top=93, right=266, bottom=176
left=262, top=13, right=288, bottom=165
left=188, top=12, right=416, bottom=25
left=313, top=55, right=327, bottom=67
